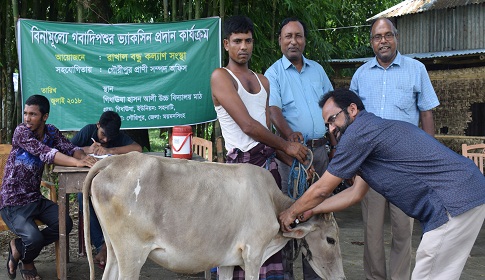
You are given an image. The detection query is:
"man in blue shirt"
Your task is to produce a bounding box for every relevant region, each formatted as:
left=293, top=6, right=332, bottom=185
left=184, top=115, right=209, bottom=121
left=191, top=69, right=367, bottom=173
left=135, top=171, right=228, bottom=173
left=279, top=89, right=485, bottom=280
left=265, top=18, right=335, bottom=280
left=350, top=18, right=440, bottom=280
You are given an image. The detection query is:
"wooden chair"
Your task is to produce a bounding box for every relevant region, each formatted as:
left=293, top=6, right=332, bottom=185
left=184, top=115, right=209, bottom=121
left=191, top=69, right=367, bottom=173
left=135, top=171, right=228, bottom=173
left=192, top=136, right=213, bottom=161
left=462, top=143, right=485, bottom=174
left=0, top=144, right=60, bottom=278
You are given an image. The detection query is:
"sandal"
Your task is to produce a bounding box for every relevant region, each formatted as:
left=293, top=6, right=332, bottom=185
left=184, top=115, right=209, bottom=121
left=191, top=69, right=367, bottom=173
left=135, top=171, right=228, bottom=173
left=7, top=241, right=19, bottom=279
left=19, top=263, right=41, bottom=280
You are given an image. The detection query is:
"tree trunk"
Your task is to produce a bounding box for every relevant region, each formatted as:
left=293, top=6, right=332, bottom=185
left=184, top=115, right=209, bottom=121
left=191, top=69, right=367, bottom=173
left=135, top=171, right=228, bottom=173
left=233, top=0, right=239, bottom=15
left=271, top=0, right=276, bottom=45
left=20, top=0, right=28, bottom=19
left=32, top=0, right=40, bottom=19
left=212, top=0, right=218, bottom=17
left=163, top=0, right=169, bottom=22
left=3, top=0, right=17, bottom=142
left=219, top=0, right=224, bottom=19
left=195, top=0, right=200, bottom=19
left=171, top=0, right=176, bottom=21
left=188, top=0, right=193, bottom=19
left=76, top=0, right=83, bottom=22
left=12, top=0, right=21, bottom=130
left=64, top=0, right=75, bottom=22
left=11, top=0, right=18, bottom=21
left=48, top=0, right=58, bottom=20
left=207, top=0, right=213, bottom=18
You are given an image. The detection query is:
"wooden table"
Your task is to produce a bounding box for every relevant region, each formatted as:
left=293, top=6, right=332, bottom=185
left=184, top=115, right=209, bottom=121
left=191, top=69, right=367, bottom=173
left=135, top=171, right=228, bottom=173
left=52, top=152, right=207, bottom=280
left=53, top=165, right=89, bottom=280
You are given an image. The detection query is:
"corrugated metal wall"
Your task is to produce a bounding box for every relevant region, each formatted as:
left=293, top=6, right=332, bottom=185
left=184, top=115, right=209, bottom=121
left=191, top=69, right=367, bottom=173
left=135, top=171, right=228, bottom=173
left=397, top=4, right=485, bottom=54
left=332, top=66, right=485, bottom=149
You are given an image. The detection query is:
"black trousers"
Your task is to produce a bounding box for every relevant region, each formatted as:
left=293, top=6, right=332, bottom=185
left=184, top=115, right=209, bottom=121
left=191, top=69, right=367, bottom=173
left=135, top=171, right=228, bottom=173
left=1, top=198, right=73, bottom=264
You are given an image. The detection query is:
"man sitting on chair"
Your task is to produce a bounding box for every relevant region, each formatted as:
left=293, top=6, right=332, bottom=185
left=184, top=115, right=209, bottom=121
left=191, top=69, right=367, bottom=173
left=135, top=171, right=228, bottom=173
left=1, top=95, right=96, bottom=280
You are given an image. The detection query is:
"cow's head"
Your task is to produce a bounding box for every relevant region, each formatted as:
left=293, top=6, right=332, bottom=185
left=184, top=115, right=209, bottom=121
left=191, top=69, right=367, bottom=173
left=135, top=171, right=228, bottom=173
left=283, top=213, right=345, bottom=280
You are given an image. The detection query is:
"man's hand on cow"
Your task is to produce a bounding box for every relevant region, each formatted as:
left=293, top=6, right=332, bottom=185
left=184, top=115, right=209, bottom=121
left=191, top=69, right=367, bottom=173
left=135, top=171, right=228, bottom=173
left=297, top=210, right=313, bottom=223
left=285, top=142, right=309, bottom=164
left=279, top=208, right=315, bottom=232
left=278, top=208, right=298, bottom=232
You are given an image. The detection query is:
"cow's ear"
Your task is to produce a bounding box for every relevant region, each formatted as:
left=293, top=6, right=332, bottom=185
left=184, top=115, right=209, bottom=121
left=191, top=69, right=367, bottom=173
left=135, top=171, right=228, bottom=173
left=282, top=222, right=314, bottom=239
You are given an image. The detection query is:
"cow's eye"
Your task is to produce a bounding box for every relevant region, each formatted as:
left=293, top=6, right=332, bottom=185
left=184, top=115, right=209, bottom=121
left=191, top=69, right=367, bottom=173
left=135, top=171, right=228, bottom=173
left=326, top=237, right=336, bottom=245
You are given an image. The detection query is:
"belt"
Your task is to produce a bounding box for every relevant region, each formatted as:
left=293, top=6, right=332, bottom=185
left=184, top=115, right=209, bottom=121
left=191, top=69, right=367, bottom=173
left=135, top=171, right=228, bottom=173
left=306, top=137, right=327, bottom=148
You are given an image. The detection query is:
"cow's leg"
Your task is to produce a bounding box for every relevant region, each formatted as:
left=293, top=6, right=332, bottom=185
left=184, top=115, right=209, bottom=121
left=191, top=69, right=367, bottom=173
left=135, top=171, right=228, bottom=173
left=241, top=248, right=263, bottom=280
left=102, top=237, right=119, bottom=280
left=110, top=238, right=150, bottom=280
left=218, top=266, right=234, bottom=280
left=242, top=262, right=261, bottom=280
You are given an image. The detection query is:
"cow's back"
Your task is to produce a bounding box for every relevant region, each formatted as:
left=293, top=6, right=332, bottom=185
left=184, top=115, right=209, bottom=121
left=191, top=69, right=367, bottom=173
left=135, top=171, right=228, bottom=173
left=89, top=152, right=284, bottom=272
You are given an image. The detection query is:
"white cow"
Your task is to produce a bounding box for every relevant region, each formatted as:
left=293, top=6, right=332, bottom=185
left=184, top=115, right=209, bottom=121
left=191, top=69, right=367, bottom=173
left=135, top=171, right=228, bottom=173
left=83, top=152, right=345, bottom=280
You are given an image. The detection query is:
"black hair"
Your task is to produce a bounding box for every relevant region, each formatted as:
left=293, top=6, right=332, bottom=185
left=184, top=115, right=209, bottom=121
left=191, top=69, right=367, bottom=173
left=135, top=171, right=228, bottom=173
left=319, top=88, right=365, bottom=110
left=369, top=17, right=398, bottom=39
left=98, top=111, right=121, bottom=140
left=25, top=95, right=50, bottom=115
left=278, top=17, right=308, bottom=38
left=223, top=15, right=254, bottom=39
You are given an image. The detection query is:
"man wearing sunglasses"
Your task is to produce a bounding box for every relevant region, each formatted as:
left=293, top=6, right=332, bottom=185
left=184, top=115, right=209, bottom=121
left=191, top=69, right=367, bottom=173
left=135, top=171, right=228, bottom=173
left=350, top=17, right=439, bottom=280
left=279, top=88, right=485, bottom=280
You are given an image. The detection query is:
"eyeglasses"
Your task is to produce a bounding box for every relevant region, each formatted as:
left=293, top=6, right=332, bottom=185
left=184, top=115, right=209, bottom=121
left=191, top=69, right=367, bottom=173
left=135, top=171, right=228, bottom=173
left=371, top=32, right=395, bottom=42
left=325, top=109, right=344, bottom=128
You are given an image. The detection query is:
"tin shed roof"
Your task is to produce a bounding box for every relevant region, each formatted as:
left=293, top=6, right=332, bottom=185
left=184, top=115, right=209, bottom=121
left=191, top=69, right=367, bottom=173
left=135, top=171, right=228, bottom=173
left=329, top=49, right=485, bottom=69
left=368, top=0, right=485, bottom=21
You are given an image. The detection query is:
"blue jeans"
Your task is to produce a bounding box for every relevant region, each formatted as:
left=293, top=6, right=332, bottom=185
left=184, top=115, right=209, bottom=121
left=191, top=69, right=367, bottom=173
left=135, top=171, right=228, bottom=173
left=78, top=193, right=104, bottom=251
left=1, top=198, right=73, bottom=264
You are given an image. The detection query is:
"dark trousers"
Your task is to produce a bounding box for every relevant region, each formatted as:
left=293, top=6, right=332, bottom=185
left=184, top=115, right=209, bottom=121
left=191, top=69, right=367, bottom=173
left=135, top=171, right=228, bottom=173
left=1, top=198, right=73, bottom=264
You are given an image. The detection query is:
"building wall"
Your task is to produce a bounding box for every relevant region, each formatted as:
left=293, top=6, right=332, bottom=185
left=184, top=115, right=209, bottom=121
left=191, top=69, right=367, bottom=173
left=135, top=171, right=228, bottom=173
left=396, top=4, right=485, bottom=54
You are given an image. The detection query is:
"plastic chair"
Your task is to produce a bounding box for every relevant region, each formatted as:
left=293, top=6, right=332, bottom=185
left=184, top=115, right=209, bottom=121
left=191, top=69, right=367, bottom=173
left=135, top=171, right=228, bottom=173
left=462, top=143, right=485, bottom=174
left=192, top=137, right=213, bottom=161
left=0, top=144, right=60, bottom=278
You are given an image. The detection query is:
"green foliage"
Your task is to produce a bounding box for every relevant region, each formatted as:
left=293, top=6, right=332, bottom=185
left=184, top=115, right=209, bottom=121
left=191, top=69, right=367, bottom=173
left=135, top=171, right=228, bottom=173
left=149, top=128, right=168, bottom=152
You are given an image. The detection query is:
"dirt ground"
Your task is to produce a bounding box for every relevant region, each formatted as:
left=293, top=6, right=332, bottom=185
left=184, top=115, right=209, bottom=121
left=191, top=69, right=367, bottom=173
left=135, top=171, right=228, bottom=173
left=1, top=204, right=484, bottom=280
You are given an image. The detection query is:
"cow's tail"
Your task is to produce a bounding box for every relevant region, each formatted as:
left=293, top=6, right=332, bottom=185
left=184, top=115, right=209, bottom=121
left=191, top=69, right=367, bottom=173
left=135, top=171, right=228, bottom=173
left=82, top=159, right=110, bottom=280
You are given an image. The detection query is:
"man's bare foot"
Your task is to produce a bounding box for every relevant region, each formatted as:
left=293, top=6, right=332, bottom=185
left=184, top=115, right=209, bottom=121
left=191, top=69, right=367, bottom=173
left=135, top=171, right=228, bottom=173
left=7, top=239, right=21, bottom=278
left=94, top=243, right=107, bottom=268
left=20, top=262, right=41, bottom=280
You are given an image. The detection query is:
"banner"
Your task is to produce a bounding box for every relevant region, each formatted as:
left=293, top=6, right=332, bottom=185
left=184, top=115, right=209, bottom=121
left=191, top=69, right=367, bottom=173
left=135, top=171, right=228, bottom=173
left=17, top=18, right=221, bottom=130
